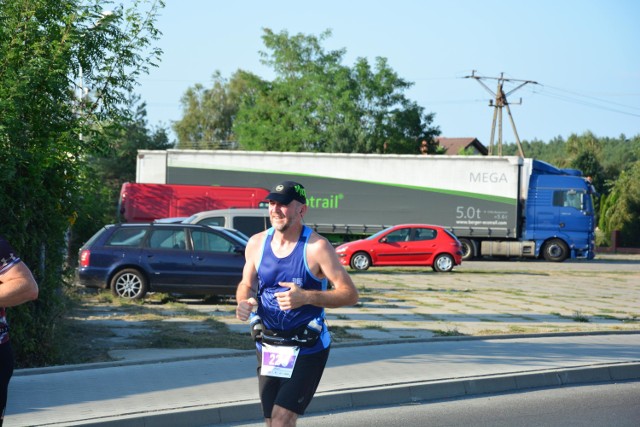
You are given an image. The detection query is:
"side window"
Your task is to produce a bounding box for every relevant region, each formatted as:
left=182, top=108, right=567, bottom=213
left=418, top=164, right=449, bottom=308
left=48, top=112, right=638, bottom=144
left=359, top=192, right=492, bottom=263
left=385, top=228, right=410, bottom=243
left=553, top=190, right=583, bottom=209
left=565, top=191, right=583, bottom=209
left=553, top=191, right=563, bottom=207
left=412, top=228, right=436, bottom=241
left=191, top=230, right=236, bottom=253
left=148, top=229, right=187, bottom=250
left=106, top=228, right=147, bottom=247
left=196, top=216, right=225, bottom=227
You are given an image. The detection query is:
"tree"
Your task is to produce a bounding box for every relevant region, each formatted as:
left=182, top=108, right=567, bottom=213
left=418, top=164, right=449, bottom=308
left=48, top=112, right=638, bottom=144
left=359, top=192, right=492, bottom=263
left=571, top=150, right=605, bottom=193
left=570, top=149, right=605, bottom=224
left=503, top=137, right=568, bottom=165
left=91, top=94, right=171, bottom=186
left=174, top=29, right=440, bottom=153
left=598, top=161, right=640, bottom=247
left=174, top=70, right=265, bottom=148
left=0, top=0, right=163, bottom=366
left=566, top=131, right=601, bottom=158
left=70, top=94, right=171, bottom=260
left=599, top=134, right=640, bottom=181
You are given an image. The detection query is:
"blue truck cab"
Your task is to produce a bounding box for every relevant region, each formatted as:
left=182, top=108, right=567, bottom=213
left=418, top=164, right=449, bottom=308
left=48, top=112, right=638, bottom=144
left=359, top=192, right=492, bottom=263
left=524, top=160, right=596, bottom=262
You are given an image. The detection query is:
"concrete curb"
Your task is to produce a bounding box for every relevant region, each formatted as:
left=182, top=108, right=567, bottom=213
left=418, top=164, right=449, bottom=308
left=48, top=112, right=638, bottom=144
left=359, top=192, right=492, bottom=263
left=49, top=361, right=640, bottom=427
left=16, top=330, right=640, bottom=377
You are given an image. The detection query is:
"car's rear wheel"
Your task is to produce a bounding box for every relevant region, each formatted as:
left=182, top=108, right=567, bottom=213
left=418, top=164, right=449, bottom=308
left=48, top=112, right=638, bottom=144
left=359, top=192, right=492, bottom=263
left=432, top=253, right=455, bottom=272
left=111, top=268, right=148, bottom=299
left=350, top=252, right=371, bottom=271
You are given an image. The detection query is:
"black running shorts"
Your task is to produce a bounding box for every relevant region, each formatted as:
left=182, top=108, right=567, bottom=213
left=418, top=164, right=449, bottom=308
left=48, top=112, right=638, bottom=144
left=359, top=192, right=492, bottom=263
left=257, top=346, right=330, bottom=418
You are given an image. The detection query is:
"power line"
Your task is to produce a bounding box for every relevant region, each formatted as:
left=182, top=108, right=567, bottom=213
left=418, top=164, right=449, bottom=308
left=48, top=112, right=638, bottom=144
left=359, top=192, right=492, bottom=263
left=540, top=85, right=640, bottom=110
left=465, top=71, right=538, bottom=157
left=530, top=85, right=640, bottom=118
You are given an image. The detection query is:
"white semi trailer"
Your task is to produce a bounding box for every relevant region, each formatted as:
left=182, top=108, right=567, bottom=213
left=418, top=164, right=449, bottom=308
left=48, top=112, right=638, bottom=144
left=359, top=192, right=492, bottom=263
left=136, top=150, right=596, bottom=262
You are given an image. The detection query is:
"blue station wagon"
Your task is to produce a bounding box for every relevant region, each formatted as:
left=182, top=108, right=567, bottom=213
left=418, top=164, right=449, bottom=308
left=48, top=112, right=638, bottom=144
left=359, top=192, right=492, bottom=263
left=76, top=223, right=246, bottom=299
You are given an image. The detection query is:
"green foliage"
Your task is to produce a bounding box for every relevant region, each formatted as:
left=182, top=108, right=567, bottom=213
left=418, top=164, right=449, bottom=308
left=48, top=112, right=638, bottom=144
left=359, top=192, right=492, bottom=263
left=503, top=136, right=568, bottom=165
left=598, top=161, right=640, bottom=247
left=93, top=95, right=170, bottom=186
left=570, top=149, right=606, bottom=221
left=457, top=146, right=477, bottom=156
left=180, top=29, right=440, bottom=153
left=599, top=134, right=640, bottom=179
left=71, top=93, right=172, bottom=253
left=0, top=0, right=164, bottom=367
left=174, top=70, right=263, bottom=149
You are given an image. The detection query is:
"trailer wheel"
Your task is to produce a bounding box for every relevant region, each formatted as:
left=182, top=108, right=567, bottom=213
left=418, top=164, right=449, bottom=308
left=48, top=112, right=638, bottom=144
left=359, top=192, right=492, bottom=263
left=459, top=238, right=477, bottom=261
left=432, top=253, right=455, bottom=272
left=350, top=252, right=371, bottom=271
left=111, top=268, right=148, bottom=299
left=542, top=239, right=569, bottom=262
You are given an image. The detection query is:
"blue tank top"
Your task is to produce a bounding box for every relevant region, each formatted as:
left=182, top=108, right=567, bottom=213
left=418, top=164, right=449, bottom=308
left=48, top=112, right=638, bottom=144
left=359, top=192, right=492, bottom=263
left=256, top=226, right=330, bottom=354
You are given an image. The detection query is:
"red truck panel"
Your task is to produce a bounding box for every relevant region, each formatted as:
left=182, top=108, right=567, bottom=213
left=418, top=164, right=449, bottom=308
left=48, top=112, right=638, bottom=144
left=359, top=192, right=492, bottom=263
left=119, top=183, right=269, bottom=223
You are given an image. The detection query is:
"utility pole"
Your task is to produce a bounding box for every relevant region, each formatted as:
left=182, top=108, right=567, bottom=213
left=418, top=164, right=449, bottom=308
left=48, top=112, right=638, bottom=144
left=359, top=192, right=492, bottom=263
left=466, top=71, right=538, bottom=157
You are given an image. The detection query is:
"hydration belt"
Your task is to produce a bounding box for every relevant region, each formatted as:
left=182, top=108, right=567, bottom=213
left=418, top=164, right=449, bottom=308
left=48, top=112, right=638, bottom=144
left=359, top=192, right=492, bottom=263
left=252, top=318, right=323, bottom=348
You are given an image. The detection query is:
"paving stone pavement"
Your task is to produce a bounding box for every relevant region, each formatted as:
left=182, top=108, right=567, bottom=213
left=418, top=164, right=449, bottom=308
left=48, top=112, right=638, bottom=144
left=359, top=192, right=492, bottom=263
left=64, top=254, right=640, bottom=353
left=202, top=255, right=640, bottom=341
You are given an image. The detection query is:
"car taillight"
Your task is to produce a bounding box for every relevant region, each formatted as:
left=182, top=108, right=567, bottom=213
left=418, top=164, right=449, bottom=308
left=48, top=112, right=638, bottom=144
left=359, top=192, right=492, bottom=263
left=79, top=249, right=90, bottom=267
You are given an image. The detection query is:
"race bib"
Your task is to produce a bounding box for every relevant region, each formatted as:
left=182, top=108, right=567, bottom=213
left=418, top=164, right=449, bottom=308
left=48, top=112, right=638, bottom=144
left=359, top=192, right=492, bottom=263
left=260, top=344, right=300, bottom=378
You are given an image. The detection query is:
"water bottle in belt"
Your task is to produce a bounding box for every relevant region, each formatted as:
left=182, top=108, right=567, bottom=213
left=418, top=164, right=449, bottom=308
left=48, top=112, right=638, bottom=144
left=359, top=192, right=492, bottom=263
left=249, top=312, right=263, bottom=341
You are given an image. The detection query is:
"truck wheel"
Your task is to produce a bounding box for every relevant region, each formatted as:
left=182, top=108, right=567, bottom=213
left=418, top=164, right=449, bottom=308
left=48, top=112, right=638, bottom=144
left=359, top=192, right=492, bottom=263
left=350, top=252, right=371, bottom=270
left=542, top=239, right=569, bottom=262
left=459, top=238, right=477, bottom=261
left=111, top=268, right=148, bottom=299
left=432, top=253, right=455, bottom=272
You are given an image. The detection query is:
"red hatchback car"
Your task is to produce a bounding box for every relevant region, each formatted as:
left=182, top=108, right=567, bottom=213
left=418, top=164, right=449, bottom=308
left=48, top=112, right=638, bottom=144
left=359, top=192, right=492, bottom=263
left=335, top=224, right=463, bottom=272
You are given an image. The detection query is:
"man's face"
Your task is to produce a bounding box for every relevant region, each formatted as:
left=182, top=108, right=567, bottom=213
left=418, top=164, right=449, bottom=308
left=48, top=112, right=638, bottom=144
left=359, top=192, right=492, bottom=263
left=268, top=200, right=304, bottom=232
left=420, top=141, right=428, bottom=153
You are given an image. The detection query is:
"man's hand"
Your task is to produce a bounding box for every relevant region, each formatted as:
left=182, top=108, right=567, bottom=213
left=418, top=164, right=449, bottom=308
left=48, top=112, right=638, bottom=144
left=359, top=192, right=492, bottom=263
left=236, top=297, right=257, bottom=321
left=275, top=282, right=307, bottom=311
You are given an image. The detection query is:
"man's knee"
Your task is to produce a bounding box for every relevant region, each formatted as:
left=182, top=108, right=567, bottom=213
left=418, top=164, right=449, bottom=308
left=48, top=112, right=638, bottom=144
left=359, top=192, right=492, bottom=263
left=270, top=404, right=298, bottom=427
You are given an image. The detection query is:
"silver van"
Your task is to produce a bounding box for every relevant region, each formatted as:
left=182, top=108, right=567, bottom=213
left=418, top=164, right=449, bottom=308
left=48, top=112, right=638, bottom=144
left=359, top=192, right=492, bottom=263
left=184, top=208, right=270, bottom=238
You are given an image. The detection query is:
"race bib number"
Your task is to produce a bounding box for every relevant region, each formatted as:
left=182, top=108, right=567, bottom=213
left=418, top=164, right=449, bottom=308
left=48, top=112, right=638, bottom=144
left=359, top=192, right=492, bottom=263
left=260, top=344, right=300, bottom=378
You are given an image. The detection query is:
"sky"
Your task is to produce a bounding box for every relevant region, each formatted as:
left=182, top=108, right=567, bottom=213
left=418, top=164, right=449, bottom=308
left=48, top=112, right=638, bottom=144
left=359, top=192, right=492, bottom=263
left=135, top=0, right=640, bottom=146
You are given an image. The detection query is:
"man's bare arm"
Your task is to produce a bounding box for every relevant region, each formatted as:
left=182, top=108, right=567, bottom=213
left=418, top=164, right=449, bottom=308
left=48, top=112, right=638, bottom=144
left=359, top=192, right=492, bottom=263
left=277, top=236, right=358, bottom=310
left=235, top=234, right=261, bottom=321
left=0, top=262, right=39, bottom=307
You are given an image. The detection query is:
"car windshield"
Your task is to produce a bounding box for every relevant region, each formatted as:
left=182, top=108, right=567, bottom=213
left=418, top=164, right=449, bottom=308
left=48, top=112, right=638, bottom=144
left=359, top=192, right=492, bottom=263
left=219, top=229, right=248, bottom=245
left=225, top=228, right=250, bottom=242
left=183, top=214, right=197, bottom=223
left=206, top=226, right=248, bottom=245
left=365, top=228, right=392, bottom=240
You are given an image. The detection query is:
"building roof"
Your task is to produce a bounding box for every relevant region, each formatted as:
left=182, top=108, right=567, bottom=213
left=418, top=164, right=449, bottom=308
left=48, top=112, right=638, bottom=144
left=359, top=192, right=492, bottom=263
left=436, top=137, right=488, bottom=155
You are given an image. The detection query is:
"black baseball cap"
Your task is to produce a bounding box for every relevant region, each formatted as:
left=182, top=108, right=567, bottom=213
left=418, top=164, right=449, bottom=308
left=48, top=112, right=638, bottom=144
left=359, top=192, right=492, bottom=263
left=266, top=181, right=307, bottom=205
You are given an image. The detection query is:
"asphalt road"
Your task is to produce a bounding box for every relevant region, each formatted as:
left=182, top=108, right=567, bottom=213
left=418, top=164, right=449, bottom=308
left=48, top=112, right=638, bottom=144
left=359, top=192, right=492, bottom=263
left=223, top=380, right=640, bottom=427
